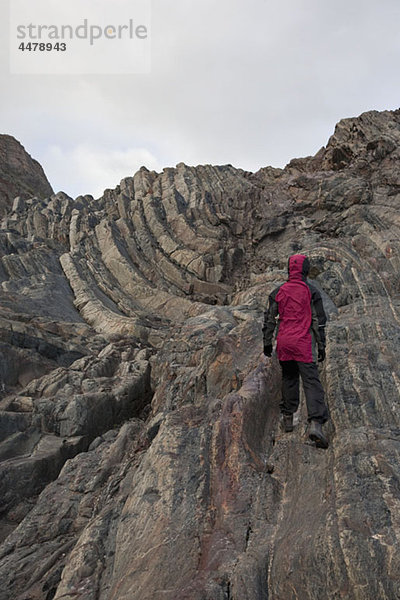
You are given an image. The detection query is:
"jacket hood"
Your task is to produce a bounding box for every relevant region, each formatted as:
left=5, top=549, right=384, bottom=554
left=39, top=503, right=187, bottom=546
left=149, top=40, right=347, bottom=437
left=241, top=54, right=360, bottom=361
left=288, top=254, right=310, bottom=281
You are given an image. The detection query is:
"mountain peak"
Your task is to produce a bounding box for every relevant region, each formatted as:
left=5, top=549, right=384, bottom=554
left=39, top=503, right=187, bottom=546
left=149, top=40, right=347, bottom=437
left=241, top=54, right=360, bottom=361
left=0, top=134, right=53, bottom=216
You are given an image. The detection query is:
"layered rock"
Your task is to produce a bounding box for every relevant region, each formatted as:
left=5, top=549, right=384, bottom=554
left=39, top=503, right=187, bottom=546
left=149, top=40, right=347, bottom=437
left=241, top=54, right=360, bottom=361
left=0, top=109, right=400, bottom=599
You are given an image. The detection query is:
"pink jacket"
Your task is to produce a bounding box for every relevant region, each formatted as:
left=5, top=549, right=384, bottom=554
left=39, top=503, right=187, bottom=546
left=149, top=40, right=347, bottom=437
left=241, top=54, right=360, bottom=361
left=275, top=255, right=313, bottom=362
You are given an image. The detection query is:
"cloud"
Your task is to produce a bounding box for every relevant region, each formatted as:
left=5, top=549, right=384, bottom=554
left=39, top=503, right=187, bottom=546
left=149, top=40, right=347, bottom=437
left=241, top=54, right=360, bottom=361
left=43, top=143, right=161, bottom=198
left=1, top=0, right=400, bottom=196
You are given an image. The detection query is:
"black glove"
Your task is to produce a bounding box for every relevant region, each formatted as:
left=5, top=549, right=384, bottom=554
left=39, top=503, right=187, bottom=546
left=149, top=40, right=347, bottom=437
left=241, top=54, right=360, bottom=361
left=318, top=347, right=326, bottom=362
left=264, top=344, right=273, bottom=357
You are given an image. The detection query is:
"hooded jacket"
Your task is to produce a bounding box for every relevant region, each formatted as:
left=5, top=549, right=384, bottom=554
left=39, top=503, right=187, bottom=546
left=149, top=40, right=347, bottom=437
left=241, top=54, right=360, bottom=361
left=262, top=254, right=326, bottom=362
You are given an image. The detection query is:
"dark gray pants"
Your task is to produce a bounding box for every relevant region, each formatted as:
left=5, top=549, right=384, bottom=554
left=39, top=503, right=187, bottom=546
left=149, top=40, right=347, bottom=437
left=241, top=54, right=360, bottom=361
left=279, top=360, right=328, bottom=424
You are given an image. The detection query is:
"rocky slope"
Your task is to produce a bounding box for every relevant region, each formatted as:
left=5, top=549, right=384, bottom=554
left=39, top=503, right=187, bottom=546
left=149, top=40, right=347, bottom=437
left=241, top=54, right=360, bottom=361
left=0, top=108, right=400, bottom=599
left=0, top=135, right=53, bottom=217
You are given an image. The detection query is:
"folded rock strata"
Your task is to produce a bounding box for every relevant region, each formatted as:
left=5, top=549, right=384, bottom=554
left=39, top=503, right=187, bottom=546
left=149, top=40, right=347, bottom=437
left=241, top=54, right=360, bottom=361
left=0, top=108, right=400, bottom=599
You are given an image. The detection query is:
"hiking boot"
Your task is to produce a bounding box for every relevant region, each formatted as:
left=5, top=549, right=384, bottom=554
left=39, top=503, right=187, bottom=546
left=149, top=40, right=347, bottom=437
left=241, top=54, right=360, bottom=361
left=282, top=414, right=294, bottom=432
left=308, top=420, right=328, bottom=449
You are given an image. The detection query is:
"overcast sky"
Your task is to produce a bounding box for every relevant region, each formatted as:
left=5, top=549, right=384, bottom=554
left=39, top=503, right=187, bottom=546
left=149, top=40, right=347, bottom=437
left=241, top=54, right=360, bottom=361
left=1, top=0, right=399, bottom=198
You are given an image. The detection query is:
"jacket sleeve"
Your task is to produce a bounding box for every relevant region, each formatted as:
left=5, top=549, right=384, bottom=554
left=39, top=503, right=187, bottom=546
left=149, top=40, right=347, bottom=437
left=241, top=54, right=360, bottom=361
left=308, top=284, right=327, bottom=347
left=262, top=290, right=279, bottom=346
left=311, top=302, right=323, bottom=350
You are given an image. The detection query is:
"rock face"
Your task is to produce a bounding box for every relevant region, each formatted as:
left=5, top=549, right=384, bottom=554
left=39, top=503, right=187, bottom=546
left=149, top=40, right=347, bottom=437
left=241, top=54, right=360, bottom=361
left=0, top=135, right=53, bottom=217
left=0, top=108, right=400, bottom=599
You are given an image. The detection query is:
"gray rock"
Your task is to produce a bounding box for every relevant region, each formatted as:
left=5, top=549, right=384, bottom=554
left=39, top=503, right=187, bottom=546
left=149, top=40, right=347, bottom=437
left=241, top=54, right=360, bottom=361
left=1, top=109, right=400, bottom=599
left=0, top=135, right=53, bottom=216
